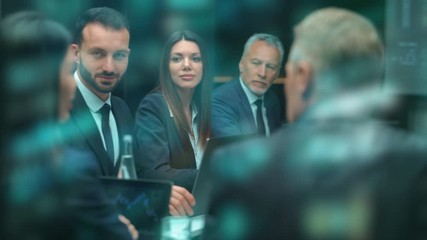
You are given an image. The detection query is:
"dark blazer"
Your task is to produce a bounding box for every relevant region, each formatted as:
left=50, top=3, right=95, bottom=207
left=206, top=109, right=427, bottom=240
left=211, top=78, right=282, bottom=137
left=63, top=88, right=135, bottom=177
left=134, top=91, right=197, bottom=191
left=60, top=148, right=133, bottom=240
left=3, top=146, right=132, bottom=240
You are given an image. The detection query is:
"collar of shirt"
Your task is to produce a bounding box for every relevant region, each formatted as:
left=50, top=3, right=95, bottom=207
left=164, top=95, right=203, bottom=167
left=74, top=71, right=112, bottom=112
left=189, top=105, right=201, bottom=168
left=240, top=77, right=271, bottom=135
left=239, top=77, right=264, bottom=104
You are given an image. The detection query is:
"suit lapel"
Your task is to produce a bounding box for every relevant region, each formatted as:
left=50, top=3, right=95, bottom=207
left=233, top=79, right=257, bottom=129
left=111, top=97, right=125, bottom=150
left=264, top=91, right=279, bottom=131
left=71, top=89, right=113, bottom=175
left=110, top=97, right=127, bottom=173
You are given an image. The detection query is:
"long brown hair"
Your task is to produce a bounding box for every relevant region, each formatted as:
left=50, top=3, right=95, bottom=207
left=158, top=30, right=211, bottom=149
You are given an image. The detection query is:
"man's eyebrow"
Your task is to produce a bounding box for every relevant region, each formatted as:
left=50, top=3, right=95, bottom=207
left=87, top=47, right=105, bottom=52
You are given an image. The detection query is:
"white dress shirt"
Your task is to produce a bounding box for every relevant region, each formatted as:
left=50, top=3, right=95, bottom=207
left=74, top=72, right=120, bottom=164
left=240, top=78, right=270, bottom=136
left=166, top=97, right=204, bottom=169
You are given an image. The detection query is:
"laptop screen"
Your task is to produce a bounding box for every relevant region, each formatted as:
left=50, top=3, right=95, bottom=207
left=99, top=177, right=172, bottom=237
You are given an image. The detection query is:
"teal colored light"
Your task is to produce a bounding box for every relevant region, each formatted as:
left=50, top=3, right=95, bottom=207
left=10, top=121, right=57, bottom=161
left=32, top=0, right=88, bottom=25
left=215, top=140, right=271, bottom=182
left=166, top=0, right=211, bottom=11
left=129, top=0, right=157, bottom=14
left=8, top=165, right=48, bottom=204
left=218, top=204, right=250, bottom=240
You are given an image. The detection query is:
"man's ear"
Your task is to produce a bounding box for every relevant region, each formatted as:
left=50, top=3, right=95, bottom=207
left=297, top=61, right=314, bottom=100
left=70, top=44, right=80, bottom=63
left=238, top=59, right=244, bottom=74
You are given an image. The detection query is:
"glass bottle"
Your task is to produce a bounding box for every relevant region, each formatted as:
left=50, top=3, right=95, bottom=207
left=118, top=134, right=137, bottom=179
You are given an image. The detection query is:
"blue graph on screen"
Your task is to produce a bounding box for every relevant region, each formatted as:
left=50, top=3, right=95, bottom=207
left=113, top=192, right=158, bottom=218
left=104, top=185, right=169, bottom=230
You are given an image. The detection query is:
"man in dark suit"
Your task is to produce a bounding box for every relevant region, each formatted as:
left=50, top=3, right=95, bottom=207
left=211, top=33, right=283, bottom=137
left=206, top=7, right=427, bottom=240
left=63, top=7, right=195, bottom=217
left=64, top=7, right=132, bottom=177
left=68, top=90, right=134, bottom=176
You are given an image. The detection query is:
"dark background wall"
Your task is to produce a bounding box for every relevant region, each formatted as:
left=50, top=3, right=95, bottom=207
left=4, top=0, right=426, bottom=134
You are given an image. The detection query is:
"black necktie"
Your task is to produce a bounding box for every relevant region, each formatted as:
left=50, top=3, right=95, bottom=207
left=254, top=99, right=266, bottom=136
left=99, top=104, right=114, bottom=162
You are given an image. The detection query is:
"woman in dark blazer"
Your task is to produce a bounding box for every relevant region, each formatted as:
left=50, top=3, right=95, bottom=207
left=135, top=30, right=212, bottom=192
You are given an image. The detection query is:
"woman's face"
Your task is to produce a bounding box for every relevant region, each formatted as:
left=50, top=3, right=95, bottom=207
left=59, top=47, right=77, bottom=122
left=169, top=39, right=203, bottom=91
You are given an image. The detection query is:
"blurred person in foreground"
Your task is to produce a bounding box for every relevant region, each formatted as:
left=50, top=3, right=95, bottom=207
left=211, top=33, right=283, bottom=137
left=135, top=30, right=212, bottom=215
left=0, top=11, right=137, bottom=239
left=206, top=7, right=427, bottom=240
left=64, top=7, right=193, bottom=216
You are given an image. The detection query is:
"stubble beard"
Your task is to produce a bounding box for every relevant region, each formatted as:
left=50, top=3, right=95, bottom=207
left=78, top=61, right=118, bottom=94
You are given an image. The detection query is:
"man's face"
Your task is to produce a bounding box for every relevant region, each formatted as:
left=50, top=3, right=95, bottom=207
left=73, top=23, right=130, bottom=101
left=239, top=40, right=281, bottom=97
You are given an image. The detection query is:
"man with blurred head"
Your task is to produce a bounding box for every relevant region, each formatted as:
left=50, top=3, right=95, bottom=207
left=206, top=7, right=427, bottom=240
left=211, top=33, right=284, bottom=137
left=284, top=7, right=384, bottom=123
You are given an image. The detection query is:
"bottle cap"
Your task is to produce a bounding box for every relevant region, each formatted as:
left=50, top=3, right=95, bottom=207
left=124, top=134, right=132, bottom=143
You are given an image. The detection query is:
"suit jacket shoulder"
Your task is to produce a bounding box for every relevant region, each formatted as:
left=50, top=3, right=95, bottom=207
left=212, top=78, right=282, bottom=137
left=212, top=79, right=254, bottom=137
left=63, top=89, right=134, bottom=177
left=134, top=91, right=197, bottom=191
left=110, top=94, right=135, bottom=143
left=208, top=120, right=427, bottom=239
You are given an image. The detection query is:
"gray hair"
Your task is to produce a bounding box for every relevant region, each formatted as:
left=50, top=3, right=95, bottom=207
left=288, top=7, right=384, bottom=96
left=242, top=33, right=284, bottom=67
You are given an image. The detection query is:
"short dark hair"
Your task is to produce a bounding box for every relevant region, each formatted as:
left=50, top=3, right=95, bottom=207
left=73, top=7, right=129, bottom=45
